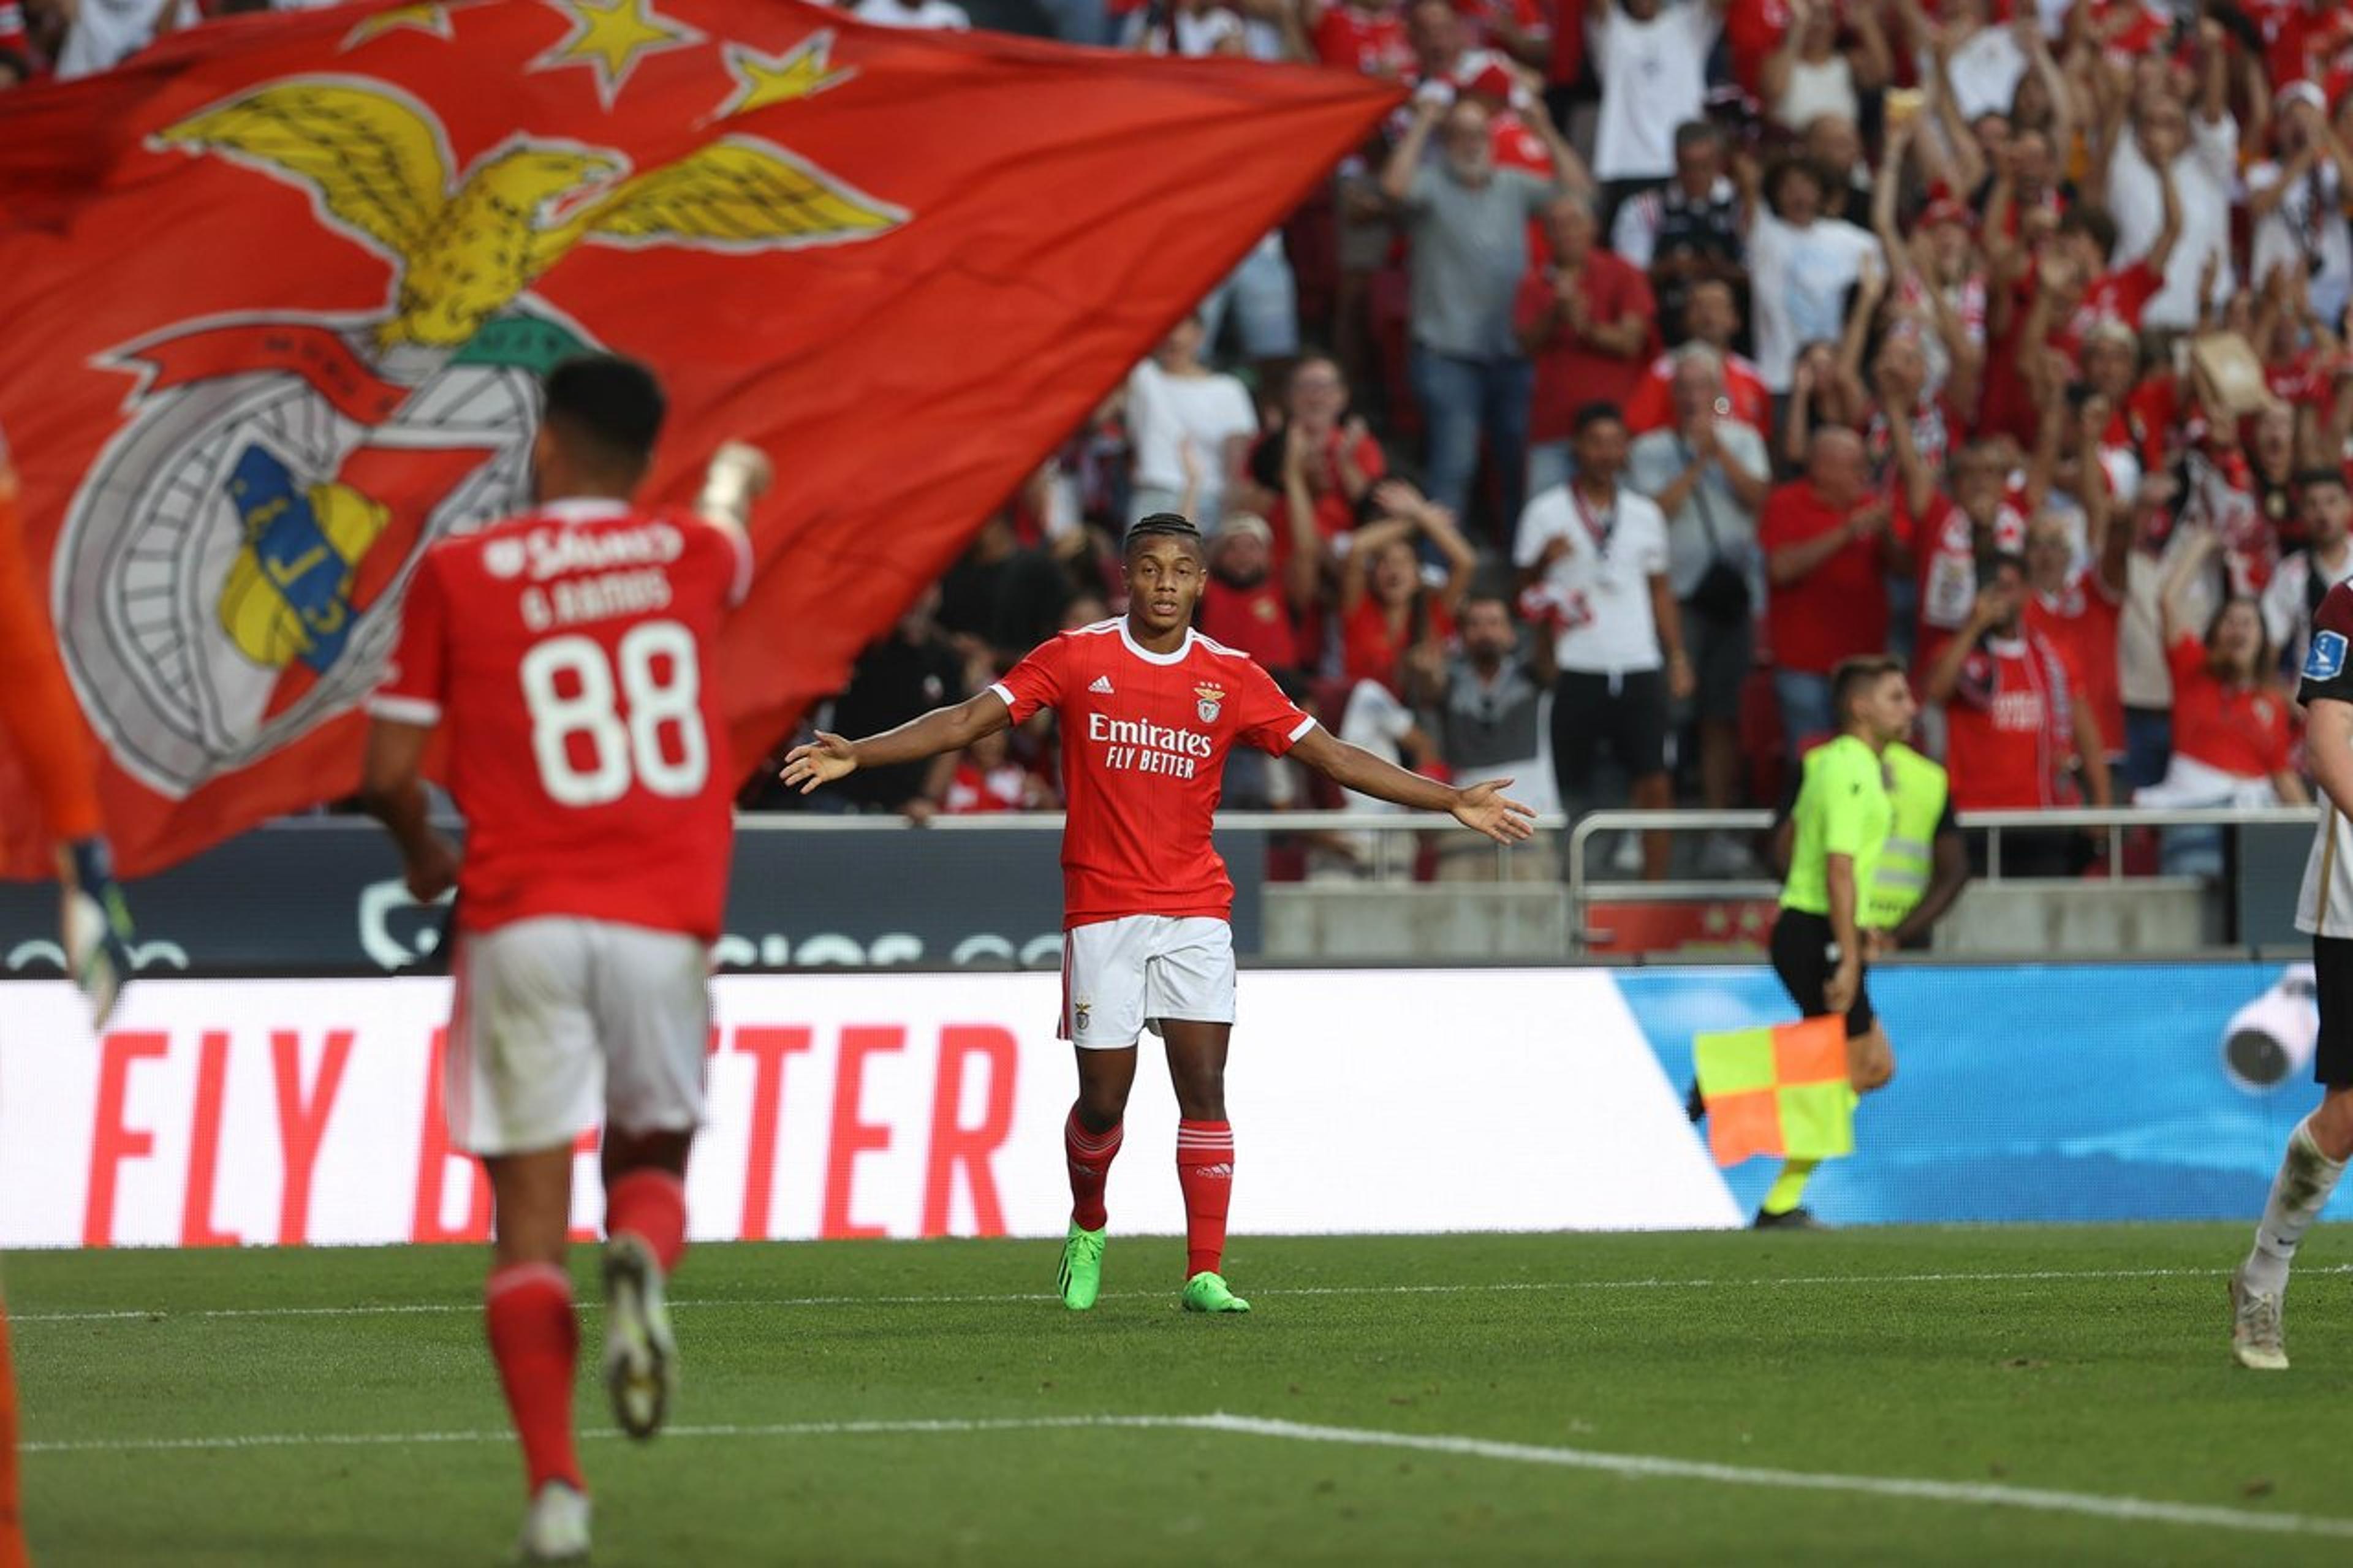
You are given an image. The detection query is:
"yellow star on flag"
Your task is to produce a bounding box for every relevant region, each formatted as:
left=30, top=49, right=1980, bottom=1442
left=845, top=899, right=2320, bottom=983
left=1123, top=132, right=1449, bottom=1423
left=343, top=2, right=461, bottom=50
left=713, top=32, right=855, bottom=121
left=529, top=0, right=706, bottom=110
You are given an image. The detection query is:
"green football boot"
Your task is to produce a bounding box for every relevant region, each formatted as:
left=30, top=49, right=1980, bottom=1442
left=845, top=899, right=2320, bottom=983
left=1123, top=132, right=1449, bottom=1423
left=1180, top=1270, right=1251, bottom=1314
left=1058, top=1222, right=1107, bottom=1311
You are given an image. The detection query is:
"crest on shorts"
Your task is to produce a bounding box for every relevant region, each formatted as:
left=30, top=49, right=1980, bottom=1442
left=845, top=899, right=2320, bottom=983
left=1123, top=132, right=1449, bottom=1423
left=1195, top=682, right=1225, bottom=724
left=58, top=61, right=904, bottom=798
left=1074, top=999, right=1092, bottom=1033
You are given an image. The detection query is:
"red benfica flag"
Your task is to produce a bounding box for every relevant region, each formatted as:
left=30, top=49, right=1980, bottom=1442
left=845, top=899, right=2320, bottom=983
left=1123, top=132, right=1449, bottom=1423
left=0, top=0, right=1396, bottom=876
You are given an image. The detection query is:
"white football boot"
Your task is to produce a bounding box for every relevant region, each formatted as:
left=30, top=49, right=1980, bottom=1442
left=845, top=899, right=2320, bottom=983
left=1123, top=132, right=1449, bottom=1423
left=602, top=1233, right=678, bottom=1439
left=517, top=1480, right=591, bottom=1562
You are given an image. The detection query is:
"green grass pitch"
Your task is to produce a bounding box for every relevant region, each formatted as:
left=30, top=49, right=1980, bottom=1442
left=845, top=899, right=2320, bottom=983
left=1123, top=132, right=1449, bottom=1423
left=9, top=1225, right=2351, bottom=1564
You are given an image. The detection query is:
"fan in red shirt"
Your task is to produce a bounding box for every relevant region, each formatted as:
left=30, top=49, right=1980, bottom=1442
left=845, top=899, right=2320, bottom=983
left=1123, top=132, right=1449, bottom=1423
left=786, top=512, right=1533, bottom=1317
left=1515, top=197, right=1659, bottom=482
left=1907, top=439, right=2026, bottom=678
left=362, top=357, right=766, bottom=1562
left=1760, top=428, right=1895, bottom=748
left=2024, top=502, right=2131, bottom=770
left=1623, top=281, right=1771, bottom=433
left=1340, top=482, right=1472, bottom=691
left=1196, top=512, right=1308, bottom=676
left=1925, top=553, right=2113, bottom=827
left=2137, top=525, right=2310, bottom=808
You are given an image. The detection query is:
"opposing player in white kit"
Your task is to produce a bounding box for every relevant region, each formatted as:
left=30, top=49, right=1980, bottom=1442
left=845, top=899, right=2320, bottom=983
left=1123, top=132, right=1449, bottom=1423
left=362, top=356, right=767, bottom=1560
left=2231, top=577, right=2353, bottom=1369
left=784, top=513, right=1534, bottom=1313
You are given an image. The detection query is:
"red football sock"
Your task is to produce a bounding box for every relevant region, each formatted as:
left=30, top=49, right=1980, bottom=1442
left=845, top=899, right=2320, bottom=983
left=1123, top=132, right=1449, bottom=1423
left=1064, top=1108, right=1123, bottom=1232
left=1175, top=1119, right=1235, bottom=1279
left=605, top=1168, right=688, bottom=1273
left=0, top=1298, right=25, bottom=1568
left=485, top=1263, right=583, bottom=1496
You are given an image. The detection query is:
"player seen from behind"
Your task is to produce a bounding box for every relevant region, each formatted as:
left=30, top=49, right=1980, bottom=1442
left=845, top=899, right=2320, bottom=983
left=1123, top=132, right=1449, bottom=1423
left=360, top=356, right=767, bottom=1562
left=784, top=513, right=1536, bottom=1314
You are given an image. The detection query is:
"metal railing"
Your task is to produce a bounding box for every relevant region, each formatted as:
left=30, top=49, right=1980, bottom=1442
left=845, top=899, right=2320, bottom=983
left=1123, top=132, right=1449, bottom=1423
left=1567, top=803, right=2317, bottom=951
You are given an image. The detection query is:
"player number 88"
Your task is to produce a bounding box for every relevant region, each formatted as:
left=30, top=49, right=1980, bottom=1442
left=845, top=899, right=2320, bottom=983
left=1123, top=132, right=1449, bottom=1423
left=518, top=621, right=708, bottom=806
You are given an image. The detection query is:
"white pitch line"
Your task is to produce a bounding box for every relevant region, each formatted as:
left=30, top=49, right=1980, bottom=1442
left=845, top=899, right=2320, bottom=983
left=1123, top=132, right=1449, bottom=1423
left=14, top=1262, right=2350, bottom=1325
left=24, top=1411, right=2353, bottom=1543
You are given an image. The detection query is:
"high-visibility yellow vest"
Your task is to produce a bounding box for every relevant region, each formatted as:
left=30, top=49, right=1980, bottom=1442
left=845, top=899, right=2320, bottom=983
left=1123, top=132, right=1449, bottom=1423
left=1866, top=742, right=1949, bottom=930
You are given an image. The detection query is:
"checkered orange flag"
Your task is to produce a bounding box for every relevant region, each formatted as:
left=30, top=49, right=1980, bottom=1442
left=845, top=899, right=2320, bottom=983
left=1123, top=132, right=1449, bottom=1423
left=1692, top=1017, right=1855, bottom=1167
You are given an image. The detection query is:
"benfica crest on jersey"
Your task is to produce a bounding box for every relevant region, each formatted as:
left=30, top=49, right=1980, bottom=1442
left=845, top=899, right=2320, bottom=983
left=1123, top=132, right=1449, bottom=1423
left=61, top=54, right=902, bottom=798
left=1195, top=682, right=1226, bottom=724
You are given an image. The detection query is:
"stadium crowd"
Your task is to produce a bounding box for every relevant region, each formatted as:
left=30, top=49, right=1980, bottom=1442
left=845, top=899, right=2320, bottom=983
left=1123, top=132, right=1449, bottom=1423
left=15, top=0, right=2353, bottom=882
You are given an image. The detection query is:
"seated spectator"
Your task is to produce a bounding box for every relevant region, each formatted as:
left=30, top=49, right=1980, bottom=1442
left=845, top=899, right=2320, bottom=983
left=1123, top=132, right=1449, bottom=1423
left=1610, top=121, right=1746, bottom=337
left=1431, top=593, right=1562, bottom=880
left=942, top=727, right=1055, bottom=814
left=1624, top=283, right=1767, bottom=435
left=1123, top=314, right=1257, bottom=528
left=1588, top=0, right=1726, bottom=221
left=1309, top=675, right=1443, bottom=881
left=1382, top=93, right=1580, bottom=536
left=1925, top=551, right=2112, bottom=827
left=1515, top=193, right=1657, bottom=500
left=1626, top=346, right=1770, bottom=866
left=1339, top=480, right=1474, bottom=690
left=1515, top=402, right=1691, bottom=879
left=1740, top=155, right=1879, bottom=396
left=2248, top=80, right=2353, bottom=335
left=1761, top=427, right=1892, bottom=748
left=2263, top=469, right=2353, bottom=678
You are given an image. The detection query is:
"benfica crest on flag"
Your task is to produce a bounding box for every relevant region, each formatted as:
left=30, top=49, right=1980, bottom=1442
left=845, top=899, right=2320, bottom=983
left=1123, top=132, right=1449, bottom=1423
left=0, top=0, right=1398, bottom=876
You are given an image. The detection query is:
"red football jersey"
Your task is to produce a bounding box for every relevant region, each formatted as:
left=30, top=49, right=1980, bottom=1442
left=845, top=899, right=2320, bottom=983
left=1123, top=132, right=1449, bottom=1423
left=371, top=497, right=751, bottom=941
left=991, top=619, right=1315, bottom=930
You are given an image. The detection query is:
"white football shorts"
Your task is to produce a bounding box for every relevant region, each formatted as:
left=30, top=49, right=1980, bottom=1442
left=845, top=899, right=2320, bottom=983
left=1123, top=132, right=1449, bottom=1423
left=1059, top=915, right=1237, bottom=1049
left=445, top=917, right=710, bottom=1156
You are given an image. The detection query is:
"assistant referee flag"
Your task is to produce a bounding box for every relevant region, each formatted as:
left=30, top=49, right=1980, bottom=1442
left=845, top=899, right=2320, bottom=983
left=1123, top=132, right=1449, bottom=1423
left=1693, top=1017, right=1855, bottom=1167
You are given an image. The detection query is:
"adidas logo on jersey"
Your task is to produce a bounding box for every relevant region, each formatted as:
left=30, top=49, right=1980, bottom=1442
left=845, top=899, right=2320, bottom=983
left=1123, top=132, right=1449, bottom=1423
left=1088, top=675, right=1115, bottom=694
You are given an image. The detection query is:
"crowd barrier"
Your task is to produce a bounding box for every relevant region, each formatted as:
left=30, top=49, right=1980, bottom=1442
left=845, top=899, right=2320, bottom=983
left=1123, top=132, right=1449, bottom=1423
left=0, top=961, right=2335, bottom=1247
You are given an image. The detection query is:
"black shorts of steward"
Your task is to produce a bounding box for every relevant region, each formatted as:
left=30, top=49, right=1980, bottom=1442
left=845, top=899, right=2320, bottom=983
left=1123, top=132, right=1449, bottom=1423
left=2316, top=934, right=2353, bottom=1086
left=1770, top=907, right=1874, bottom=1040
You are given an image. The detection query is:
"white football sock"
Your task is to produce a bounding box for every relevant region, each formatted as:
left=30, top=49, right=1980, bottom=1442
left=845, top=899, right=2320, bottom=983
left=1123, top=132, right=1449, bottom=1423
left=2244, top=1118, right=2347, bottom=1297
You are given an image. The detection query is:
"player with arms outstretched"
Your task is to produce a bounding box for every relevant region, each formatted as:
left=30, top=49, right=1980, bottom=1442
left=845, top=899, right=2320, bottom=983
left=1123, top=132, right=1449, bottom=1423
left=2230, top=579, right=2353, bottom=1370
left=786, top=513, right=1534, bottom=1313
left=362, top=357, right=765, bottom=1561
left=0, top=434, right=138, bottom=1568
